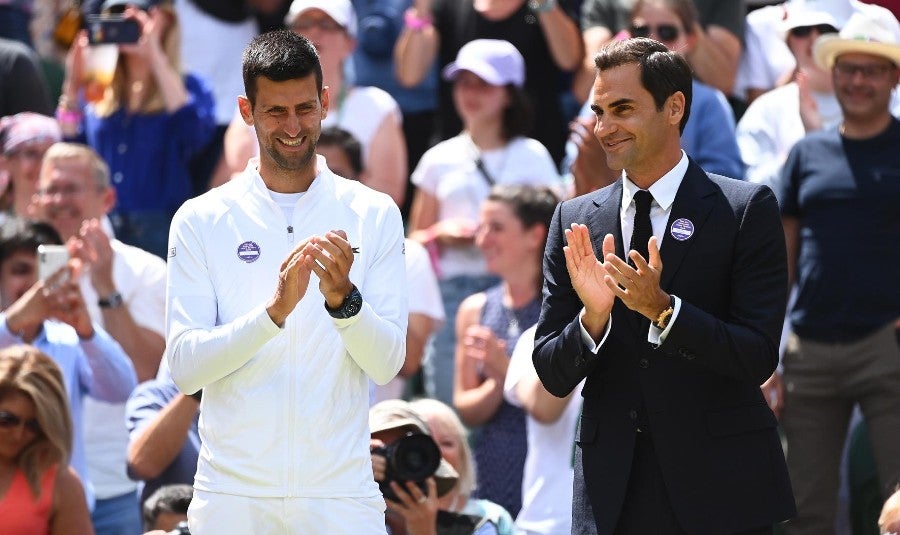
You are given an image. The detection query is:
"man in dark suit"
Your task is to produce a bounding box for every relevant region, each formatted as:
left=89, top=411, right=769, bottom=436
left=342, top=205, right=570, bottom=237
left=533, top=38, right=796, bottom=535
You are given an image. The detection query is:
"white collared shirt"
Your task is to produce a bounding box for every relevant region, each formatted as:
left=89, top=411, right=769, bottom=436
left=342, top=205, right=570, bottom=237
left=619, top=151, right=688, bottom=254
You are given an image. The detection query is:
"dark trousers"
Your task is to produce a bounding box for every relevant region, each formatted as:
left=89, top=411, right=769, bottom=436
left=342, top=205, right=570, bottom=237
left=614, top=433, right=774, bottom=535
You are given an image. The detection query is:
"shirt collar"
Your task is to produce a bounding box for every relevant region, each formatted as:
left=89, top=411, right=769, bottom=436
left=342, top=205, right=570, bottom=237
left=620, top=150, right=688, bottom=211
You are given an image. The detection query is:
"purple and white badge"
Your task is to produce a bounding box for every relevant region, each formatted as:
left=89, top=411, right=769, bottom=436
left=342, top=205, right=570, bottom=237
left=669, top=218, right=694, bottom=241
left=237, top=241, right=261, bottom=263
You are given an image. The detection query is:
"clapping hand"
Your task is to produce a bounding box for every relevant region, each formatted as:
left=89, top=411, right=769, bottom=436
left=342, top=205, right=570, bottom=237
left=462, top=324, right=508, bottom=381
left=563, top=225, right=616, bottom=336
left=304, top=230, right=355, bottom=309
left=602, top=236, right=669, bottom=321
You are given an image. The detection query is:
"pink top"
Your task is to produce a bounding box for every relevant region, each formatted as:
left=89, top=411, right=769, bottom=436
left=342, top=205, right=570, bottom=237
left=0, top=464, right=58, bottom=535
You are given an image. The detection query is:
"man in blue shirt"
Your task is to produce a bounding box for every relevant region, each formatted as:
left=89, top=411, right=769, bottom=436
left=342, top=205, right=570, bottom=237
left=0, top=217, right=137, bottom=511
left=125, top=371, right=201, bottom=508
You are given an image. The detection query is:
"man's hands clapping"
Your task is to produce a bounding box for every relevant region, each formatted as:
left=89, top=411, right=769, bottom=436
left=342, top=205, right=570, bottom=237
left=266, top=230, right=355, bottom=326
left=68, top=219, right=116, bottom=297
left=564, top=225, right=670, bottom=333
left=603, top=236, right=670, bottom=322
left=563, top=224, right=616, bottom=337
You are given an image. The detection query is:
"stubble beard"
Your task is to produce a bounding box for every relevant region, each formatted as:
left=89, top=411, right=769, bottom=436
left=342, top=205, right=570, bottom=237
left=266, top=136, right=318, bottom=173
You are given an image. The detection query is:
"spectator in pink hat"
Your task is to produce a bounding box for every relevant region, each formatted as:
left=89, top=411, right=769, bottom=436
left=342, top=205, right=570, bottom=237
left=0, top=112, right=61, bottom=220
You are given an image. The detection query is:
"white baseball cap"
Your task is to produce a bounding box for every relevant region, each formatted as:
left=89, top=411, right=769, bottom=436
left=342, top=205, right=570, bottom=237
left=284, top=0, right=357, bottom=37
left=442, top=39, right=526, bottom=88
left=782, top=0, right=852, bottom=34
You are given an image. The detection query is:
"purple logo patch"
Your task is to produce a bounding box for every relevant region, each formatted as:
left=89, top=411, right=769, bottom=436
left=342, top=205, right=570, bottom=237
left=237, top=241, right=261, bottom=263
left=670, top=218, right=694, bottom=241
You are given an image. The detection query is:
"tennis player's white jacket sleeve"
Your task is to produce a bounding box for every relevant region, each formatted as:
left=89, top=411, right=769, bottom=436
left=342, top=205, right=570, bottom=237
left=164, top=156, right=407, bottom=498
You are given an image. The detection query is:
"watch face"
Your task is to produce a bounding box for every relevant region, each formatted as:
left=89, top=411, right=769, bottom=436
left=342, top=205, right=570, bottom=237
left=345, top=300, right=361, bottom=317
left=344, top=290, right=363, bottom=318
left=327, top=287, right=363, bottom=318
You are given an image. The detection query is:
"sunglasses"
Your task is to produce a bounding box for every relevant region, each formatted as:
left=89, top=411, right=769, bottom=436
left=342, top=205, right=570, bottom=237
left=0, top=410, right=41, bottom=434
left=788, top=24, right=838, bottom=38
left=630, top=24, right=681, bottom=42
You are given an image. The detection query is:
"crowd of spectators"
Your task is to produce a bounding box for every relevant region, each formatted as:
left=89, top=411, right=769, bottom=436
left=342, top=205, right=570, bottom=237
left=1, top=0, right=899, bottom=534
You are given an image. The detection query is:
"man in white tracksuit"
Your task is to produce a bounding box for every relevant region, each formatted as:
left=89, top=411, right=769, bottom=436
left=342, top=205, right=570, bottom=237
left=165, top=29, right=407, bottom=534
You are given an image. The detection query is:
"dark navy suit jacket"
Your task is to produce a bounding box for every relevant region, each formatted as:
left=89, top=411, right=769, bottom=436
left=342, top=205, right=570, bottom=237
left=533, top=160, right=796, bottom=534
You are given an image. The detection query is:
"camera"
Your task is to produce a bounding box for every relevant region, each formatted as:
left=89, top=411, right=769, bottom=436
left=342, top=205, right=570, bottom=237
left=372, top=433, right=442, bottom=501
left=166, top=521, right=190, bottom=535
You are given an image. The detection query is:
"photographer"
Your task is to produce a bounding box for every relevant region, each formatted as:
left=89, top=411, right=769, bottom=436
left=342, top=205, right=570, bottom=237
left=369, top=399, right=514, bottom=535
left=140, top=483, right=191, bottom=534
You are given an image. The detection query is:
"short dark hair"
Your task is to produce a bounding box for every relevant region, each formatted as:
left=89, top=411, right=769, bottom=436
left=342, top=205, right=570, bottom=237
left=486, top=184, right=559, bottom=232
left=242, top=30, right=323, bottom=106
left=142, top=484, right=193, bottom=531
left=318, top=127, right=363, bottom=178
left=594, top=38, right=693, bottom=133
left=501, top=85, right=534, bottom=141
left=0, top=217, right=62, bottom=268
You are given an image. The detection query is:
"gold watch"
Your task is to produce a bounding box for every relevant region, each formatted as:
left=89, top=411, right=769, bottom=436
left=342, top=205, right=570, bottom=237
left=655, top=295, right=675, bottom=329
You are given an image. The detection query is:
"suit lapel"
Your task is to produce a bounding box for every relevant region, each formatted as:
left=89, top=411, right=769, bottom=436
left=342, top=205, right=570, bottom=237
left=659, top=160, right=718, bottom=290
left=587, top=181, right=625, bottom=261
left=586, top=181, right=643, bottom=335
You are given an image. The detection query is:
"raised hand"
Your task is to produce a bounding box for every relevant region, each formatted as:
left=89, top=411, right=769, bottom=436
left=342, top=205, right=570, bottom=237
left=303, top=230, right=355, bottom=309
left=48, top=264, right=94, bottom=339
left=603, top=236, right=669, bottom=321
left=563, top=225, right=616, bottom=325
left=462, top=324, right=508, bottom=382
left=68, top=219, right=116, bottom=296
left=797, top=70, right=822, bottom=134
left=266, top=238, right=314, bottom=327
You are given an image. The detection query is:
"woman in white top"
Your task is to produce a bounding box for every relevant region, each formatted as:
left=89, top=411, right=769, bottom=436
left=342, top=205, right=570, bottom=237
left=407, top=38, right=559, bottom=407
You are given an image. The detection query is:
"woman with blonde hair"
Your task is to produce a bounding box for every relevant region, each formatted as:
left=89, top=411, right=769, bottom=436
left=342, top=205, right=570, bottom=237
left=57, top=0, right=215, bottom=258
left=0, top=345, right=93, bottom=534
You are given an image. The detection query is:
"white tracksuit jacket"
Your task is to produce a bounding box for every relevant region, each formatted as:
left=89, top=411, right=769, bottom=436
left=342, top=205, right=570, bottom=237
left=165, top=156, right=407, bottom=498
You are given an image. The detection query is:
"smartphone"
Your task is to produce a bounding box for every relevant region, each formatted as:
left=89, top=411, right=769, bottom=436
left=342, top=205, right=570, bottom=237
left=37, top=245, right=70, bottom=282
left=85, top=15, right=140, bottom=45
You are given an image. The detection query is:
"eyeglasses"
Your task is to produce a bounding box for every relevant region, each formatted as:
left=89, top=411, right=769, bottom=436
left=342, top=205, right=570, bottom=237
left=291, top=19, right=344, bottom=33
left=0, top=410, right=41, bottom=434
left=37, top=184, right=91, bottom=199
left=833, top=61, right=897, bottom=79
left=788, top=24, right=838, bottom=38
left=630, top=24, right=681, bottom=42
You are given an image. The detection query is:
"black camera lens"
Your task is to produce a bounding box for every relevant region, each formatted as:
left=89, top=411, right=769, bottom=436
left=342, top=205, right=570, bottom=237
left=375, top=433, right=442, bottom=501
left=389, top=434, right=441, bottom=481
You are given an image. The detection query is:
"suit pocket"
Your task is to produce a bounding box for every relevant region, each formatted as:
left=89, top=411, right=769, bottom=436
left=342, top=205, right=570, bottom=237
left=576, top=415, right=599, bottom=446
left=706, top=402, right=777, bottom=437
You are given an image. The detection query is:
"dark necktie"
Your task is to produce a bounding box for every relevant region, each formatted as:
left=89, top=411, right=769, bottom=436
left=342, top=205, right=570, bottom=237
left=629, top=190, right=653, bottom=268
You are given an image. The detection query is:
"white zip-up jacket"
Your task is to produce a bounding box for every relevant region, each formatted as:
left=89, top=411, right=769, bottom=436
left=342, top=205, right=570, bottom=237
left=165, top=156, right=407, bottom=498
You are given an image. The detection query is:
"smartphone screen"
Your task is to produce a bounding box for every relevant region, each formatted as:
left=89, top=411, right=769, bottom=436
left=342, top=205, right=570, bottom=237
left=86, top=15, right=141, bottom=45
left=37, top=245, right=70, bottom=282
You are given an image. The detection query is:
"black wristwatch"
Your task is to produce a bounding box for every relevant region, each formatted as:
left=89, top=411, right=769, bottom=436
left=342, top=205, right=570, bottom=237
left=98, top=291, right=124, bottom=309
left=325, top=285, right=363, bottom=319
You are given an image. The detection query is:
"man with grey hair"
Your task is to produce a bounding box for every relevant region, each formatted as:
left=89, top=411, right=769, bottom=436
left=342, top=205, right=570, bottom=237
left=32, top=142, right=167, bottom=534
